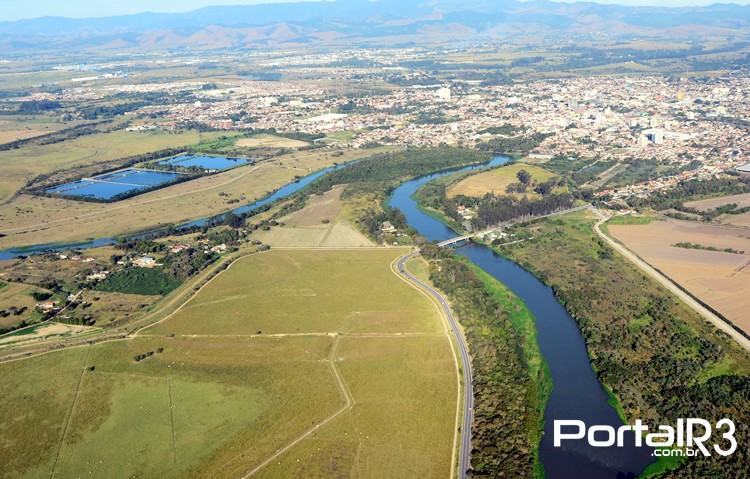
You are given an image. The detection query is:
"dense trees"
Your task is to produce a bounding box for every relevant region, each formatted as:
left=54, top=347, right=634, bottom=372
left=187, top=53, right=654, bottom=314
left=421, top=246, right=543, bottom=477
left=498, top=216, right=750, bottom=478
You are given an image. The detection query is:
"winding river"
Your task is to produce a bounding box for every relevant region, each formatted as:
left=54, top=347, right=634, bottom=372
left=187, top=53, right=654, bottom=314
left=0, top=165, right=340, bottom=260
left=3, top=154, right=656, bottom=476
left=388, top=156, right=655, bottom=478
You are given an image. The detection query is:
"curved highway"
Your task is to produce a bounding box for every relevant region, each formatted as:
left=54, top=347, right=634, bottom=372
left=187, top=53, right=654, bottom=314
left=396, top=252, right=474, bottom=479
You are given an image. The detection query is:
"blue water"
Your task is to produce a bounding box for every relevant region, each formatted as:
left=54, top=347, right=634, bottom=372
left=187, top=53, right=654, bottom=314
left=46, top=168, right=184, bottom=200
left=158, top=154, right=249, bottom=171
left=1, top=164, right=340, bottom=260
left=388, top=156, right=655, bottom=478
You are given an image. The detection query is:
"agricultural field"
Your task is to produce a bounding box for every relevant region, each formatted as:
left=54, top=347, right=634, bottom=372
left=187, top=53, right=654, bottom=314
left=609, top=218, right=750, bottom=335
left=685, top=192, right=750, bottom=211
left=0, top=248, right=458, bottom=479
left=251, top=186, right=373, bottom=247
left=235, top=134, right=309, bottom=149
left=148, top=249, right=440, bottom=336
left=685, top=192, right=750, bottom=227
left=0, top=146, right=393, bottom=249
left=0, top=128, right=219, bottom=203
left=446, top=162, right=560, bottom=199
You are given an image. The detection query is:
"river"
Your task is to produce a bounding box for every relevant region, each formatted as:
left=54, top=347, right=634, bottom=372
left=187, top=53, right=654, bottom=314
left=2, top=153, right=656, bottom=476
left=0, top=165, right=339, bottom=260
left=388, top=155, right=655, bottom=478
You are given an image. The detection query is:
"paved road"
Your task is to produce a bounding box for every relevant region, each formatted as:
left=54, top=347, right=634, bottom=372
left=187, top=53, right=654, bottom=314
left=592, top=208, right=750, bottom=351
left=396, top=252, right=474, bottom=479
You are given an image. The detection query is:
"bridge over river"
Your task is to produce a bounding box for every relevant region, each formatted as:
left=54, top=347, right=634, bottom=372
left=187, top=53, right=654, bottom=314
left=437, top=204, right=590, bottom=247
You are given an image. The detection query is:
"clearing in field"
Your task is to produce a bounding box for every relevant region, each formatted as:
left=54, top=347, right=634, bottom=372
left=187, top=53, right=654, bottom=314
left=446, top=162, right=560, bottom=199
left=0, top=248, right=457, bottom=479
left=235, top=134, right=309, bottom=149
left=251, top=185, right=373, bottom=247
left=609, top=218, right=750, bottom=335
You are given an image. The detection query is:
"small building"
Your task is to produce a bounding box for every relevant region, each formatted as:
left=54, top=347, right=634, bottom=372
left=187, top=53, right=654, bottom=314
left=36, top=301, right=57, bottom=312
left=210, top=243, right=227, bottom=254
left=86, top=271, right=109, bottom=281
left=169, top=243, right=191, bottom=254
left=132, top=256, right=157, bottom=268
left=380, top=221, right=397, bottom=234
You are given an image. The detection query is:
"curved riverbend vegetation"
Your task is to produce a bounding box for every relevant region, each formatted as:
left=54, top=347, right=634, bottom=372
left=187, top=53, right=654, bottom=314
left=414, top=158, right=750, bottom=478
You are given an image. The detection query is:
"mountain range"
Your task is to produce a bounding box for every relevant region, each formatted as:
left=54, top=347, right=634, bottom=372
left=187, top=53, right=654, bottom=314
left=2, top=0, right=750, bottom=52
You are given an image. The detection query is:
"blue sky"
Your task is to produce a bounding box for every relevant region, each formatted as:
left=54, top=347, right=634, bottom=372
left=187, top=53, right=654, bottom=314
left=0, top=0, right=748, bottom=21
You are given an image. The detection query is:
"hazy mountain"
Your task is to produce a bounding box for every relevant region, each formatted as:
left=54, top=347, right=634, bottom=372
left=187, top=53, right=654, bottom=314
left=1, top=0, right=749, bottom=52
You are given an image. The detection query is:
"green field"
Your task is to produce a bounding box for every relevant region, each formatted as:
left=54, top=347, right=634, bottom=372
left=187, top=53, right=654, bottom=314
left=149, top=249, right=440, bottom=335
left=0, top=248, right=458, bottom=479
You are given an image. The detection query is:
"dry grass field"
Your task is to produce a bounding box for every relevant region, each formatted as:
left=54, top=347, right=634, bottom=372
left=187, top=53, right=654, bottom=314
left=685, top=192, right=750, bottom=227
left=0, top=248, right=457, bottom=479
left=609, top=218, right=750, bottom=335
left=0, top=129, right=220, bottom=203
left=0, top=116, right=70, bottom=144
left=684, top=192, right=750, bottom=211
left=0, top=147, right=393, bottom=249
left=446, top=163, right=559, bottom=199
left=252, top=186, right=373, bottom=247
left=0, top=281, right=43, bottom=330
left=235, top=134, right=309, bottom=149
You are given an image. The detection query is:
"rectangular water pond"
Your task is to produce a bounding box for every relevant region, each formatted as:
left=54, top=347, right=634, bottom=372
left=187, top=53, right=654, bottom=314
left=157, top=154, right=249, bottom=171
left=46, top=168, right=185, bottom=201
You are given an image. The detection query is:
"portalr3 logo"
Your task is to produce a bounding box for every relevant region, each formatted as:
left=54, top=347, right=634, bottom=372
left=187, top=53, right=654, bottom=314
left=554, top=418, right=737, bottom=457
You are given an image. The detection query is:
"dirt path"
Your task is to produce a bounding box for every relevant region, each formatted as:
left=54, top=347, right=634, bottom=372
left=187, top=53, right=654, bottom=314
left=240, top=335, right=354, bottom=478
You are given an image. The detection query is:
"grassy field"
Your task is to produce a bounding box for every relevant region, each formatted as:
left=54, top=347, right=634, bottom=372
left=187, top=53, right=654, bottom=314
left=252, top=186, right=374, bottom=248
left=0, top=115, right=71, bottom=144
left=0, top=281, right=44, bottom=330
left=446, top=163, right=559, bottom=199
left=235, top=134, right=309, bottom=149
left=0, top=147, right=394, bottom=249
left=0, top=248, right=458, bottom=478
left=148, top=249, right=439, bottom=336
left=0, top=128, right=220, bottom=203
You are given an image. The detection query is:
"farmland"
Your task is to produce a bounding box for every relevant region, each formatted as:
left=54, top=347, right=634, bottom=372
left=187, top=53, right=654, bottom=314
left=685, top=192, right=750, bottom=227
left=608, top=218, right=750, bottom=335
left=0, top=248, right=458, bottom=479
left=446, top=163, right=560, bottom=199
left=0, top=115, right=71, bottom=144
left=0, top=146, right=393, bottom=249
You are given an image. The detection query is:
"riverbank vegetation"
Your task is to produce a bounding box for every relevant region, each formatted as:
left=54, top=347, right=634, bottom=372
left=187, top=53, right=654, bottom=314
left=420, top=244, right=547, bottom=478
left=303, top=147, right=490, bottom=242
left=495, top=211, right=750, bottom=478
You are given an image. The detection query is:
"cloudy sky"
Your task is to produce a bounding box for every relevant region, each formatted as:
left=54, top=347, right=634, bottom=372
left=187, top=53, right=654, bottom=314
left=0, top=0, right=748, bottom=22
